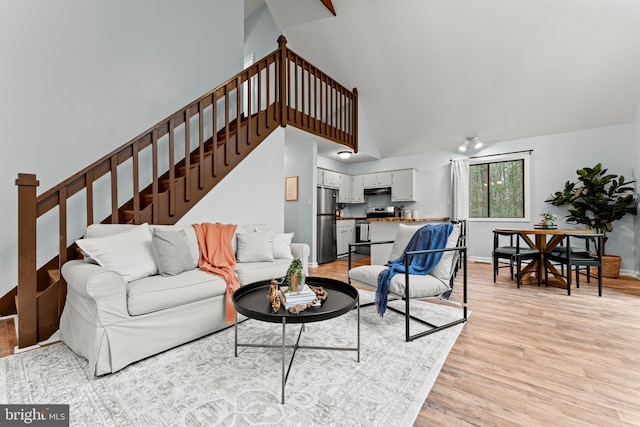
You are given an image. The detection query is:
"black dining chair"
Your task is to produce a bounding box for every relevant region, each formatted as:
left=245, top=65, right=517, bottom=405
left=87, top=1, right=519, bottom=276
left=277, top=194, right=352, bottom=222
left=493, top=230, right=541, bottom=288
left=544, top=233, right=604, bottom=296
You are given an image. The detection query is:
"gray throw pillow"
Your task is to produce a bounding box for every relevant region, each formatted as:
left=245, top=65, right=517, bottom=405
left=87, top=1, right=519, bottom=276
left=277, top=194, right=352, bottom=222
left=151, top=228, right=194, bottom=276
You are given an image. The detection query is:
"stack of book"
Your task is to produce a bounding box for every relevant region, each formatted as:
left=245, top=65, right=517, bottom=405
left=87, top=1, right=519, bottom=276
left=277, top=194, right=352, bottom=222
left=281, top=285, right=318, bottom=309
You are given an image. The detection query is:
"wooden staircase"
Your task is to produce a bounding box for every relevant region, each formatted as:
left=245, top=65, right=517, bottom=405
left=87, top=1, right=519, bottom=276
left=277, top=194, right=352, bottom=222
left=1, top=36, right=358, bottom=348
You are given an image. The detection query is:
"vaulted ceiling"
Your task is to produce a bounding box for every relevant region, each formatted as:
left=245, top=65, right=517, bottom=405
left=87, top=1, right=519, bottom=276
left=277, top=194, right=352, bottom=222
left=249, top=0, right=640, bottom=160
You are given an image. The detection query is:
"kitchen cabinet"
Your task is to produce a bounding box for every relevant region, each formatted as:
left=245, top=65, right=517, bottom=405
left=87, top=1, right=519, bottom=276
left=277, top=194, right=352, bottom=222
left=322, top=170, right=341, bottom=188
left=338, top=173, right=352, bottom=203
left=363, top=172, right=392, bottom=188
left=319, top=169, right=340, bottom=189
left=351, top=175, right=365, bottom=203
left=391, top=169, right=417, bottom=201
left=336, top=220, right=355, bottom=256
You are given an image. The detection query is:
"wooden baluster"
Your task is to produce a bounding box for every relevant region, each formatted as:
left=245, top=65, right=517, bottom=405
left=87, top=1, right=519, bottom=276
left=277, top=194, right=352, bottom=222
left=278, top=36, right=288, bottom=126
left=236, top=77, right=241, bottom=154
left=168, top=118, right=176, bottom=217
left=266, top=59, right=271, bottom=128
left=184, top=107, right=191, bottom=200
left=247, top=69, right=252, bottom=144
left=85, top=169, right=94, bottom=227
left=210, top=95, right=217, bottom=178
left=324, top=75, right=328, bottom=136
left=224, top=88, right=230, bottom=166
left=15, top=173, right=39, bottom=348
left=294, top=56, right=299, bottom=124
left=307, top=63, right=311, bottom=129
left=196, top=101, right=205, bottom=186
left=256, top=64, right=261, bottom=136
left=314, top=68, right=319, bottom=132
left=152, top=129, right=159, bottom=224
left=110, top=157, right=118, bottom=223
left=132, top=141, right=140, bottom=223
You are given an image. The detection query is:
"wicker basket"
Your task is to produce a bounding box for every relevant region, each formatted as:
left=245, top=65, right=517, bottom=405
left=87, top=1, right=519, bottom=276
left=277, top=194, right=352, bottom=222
left=602, top=254, right=622, bottom=278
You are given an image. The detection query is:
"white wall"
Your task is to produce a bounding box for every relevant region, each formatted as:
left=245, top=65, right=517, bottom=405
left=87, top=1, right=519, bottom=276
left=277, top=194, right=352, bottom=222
left=284, top=140, right=317, bottom=258
left=0, top=0, right=244, bottom=298
left=179, top=128, right=286, bottom=230
left=244, top=4, right=281, bottom=61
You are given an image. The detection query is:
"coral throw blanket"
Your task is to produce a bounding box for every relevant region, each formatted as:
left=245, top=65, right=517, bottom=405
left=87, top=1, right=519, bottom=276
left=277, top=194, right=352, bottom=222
left=193, top=222, right=240, bottom=323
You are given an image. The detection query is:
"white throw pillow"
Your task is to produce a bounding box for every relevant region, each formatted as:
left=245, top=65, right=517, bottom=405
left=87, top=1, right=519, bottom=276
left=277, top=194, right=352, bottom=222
left=236, top=231, right=275, bottom=262
left=75, top=223, right=158, bottom=282
left=273, top=232, right=294, bottom=259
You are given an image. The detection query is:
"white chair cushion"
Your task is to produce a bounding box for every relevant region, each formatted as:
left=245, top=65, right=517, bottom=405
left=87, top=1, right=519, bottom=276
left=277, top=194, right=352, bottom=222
left=273, top=232, right=294, bottom=259
left=349, top=265, right=451, bottom=298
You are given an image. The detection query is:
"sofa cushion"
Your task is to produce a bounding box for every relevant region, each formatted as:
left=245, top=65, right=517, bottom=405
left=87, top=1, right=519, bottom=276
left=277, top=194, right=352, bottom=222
left=151, top=228, right=194, bottom=277
left=236, top=231, right=275, bottom=262
left=127, top=269, right=226, bottom=316
left=273, top=232, right=294, bottom=259
left=76, top=223, right=158, bottom=283
left=232, top=223, right=271, bottom=255
left=349, top=265, right=451, bottom=298
left=235, top=258, right=291, bottom=286
left=87, top=223, right=200, bottom=268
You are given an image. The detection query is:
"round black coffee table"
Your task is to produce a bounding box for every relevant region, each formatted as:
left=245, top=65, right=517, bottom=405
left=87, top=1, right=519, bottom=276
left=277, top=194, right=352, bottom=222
left=232, top=276, right=360, bottom=404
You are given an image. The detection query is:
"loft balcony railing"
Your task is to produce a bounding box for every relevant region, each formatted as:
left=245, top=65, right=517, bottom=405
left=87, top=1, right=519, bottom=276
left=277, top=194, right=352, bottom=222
left=7, top=36, right=358, bottom=348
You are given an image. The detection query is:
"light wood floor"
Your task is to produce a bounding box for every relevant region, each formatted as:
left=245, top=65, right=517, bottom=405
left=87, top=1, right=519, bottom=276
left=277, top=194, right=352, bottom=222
left=1, top=260, right=639, bottom=426
left=313, top=258, right=640, bottom=427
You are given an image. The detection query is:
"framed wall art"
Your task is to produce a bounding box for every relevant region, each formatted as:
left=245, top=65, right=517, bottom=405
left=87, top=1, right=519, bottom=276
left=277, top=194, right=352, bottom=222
left=285, top=176, right=298, bottom=201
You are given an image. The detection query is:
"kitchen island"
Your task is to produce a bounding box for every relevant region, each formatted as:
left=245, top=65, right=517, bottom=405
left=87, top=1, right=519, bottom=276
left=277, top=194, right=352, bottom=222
left=367, top=217, right=449, bottom=265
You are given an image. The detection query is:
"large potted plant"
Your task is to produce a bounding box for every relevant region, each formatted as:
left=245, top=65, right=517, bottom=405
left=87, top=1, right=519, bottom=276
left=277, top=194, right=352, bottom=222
left=546, top=163, right=637, bottom=277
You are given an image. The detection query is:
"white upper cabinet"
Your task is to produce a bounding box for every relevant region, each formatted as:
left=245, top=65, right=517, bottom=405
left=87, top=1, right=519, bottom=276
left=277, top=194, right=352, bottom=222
left=391, top=169, right=417, bottom=201
left=351, top=175, right=365, bottom=203
left=338, top=173, right=352, bottom=203
left=363, top=172, right=392, bottom=188
left=322, top=170, right=341, bottom=188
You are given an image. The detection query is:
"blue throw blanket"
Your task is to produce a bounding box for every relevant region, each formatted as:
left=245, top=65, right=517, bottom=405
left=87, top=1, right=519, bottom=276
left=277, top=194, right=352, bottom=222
left=376, top=223, right=453, bottom=316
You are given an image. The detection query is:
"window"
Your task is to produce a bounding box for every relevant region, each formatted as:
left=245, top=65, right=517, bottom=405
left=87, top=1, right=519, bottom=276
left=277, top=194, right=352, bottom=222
left=469, top=154, right=529, bottom=221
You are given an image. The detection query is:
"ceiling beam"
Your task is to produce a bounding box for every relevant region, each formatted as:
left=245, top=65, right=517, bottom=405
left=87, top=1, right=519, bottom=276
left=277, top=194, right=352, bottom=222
left=320, top=0, right=336, bottom=16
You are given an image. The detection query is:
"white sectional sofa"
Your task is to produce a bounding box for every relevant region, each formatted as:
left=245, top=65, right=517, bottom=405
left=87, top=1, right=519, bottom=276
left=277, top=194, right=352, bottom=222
left=60, top=223, right=309, bottom=377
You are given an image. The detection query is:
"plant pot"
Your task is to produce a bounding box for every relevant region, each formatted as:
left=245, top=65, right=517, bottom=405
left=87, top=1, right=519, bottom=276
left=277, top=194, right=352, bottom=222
left=289, top=271, right=304, bottom=292
left=602, top=254, right=622, bottom=278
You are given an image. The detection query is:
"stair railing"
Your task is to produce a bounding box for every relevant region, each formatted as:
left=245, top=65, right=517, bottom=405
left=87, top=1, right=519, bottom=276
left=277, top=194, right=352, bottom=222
left=10, top=36, right=358, bottom=348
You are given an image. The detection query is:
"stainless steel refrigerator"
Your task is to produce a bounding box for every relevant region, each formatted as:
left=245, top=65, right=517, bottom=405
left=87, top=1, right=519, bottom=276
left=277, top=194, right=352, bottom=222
left=317, top=188, right=337, bottom=264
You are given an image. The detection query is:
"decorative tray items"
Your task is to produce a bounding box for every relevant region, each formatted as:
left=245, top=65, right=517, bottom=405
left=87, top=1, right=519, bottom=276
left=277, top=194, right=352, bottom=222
left=267, top=259, right=328, bottom=314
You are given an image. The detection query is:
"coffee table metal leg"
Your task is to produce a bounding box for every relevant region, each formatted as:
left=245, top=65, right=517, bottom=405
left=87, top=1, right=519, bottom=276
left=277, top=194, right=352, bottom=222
left=282, top=317, right=286, bottom=404
left=234, top=311, right=238, bottom=357
left=357, top=298, right=360, bottom=363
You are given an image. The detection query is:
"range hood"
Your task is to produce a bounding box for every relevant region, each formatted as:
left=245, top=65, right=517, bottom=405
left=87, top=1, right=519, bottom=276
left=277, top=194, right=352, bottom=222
left=363, top=187, right=391, bottom=196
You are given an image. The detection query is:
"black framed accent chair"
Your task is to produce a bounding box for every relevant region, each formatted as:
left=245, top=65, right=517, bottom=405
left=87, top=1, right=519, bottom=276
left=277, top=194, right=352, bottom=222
left=544, top=233, right=604, bottom=296
left=348, top=222, right=467, bottom=342
left=492, top=230, right=541, bottom=287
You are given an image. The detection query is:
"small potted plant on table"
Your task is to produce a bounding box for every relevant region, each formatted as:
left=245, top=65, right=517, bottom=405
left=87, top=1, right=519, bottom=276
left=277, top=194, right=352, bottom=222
left=286, top=258, right=305, bottom=293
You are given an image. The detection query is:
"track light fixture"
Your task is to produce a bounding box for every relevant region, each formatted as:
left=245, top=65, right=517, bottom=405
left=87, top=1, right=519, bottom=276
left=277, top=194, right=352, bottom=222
left=459, top=136, right=482, bottom=152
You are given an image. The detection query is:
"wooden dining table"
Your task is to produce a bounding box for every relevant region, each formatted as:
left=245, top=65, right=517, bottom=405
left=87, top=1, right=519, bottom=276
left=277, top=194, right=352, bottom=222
left=494, top=228, right=597, bottom=288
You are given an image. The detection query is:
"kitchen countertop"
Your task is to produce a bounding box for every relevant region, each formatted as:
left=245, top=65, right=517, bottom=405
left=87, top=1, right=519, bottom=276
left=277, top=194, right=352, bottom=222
left=367, top=216, right=449, bottom=222
left=336, top=217, right=367, bottom=220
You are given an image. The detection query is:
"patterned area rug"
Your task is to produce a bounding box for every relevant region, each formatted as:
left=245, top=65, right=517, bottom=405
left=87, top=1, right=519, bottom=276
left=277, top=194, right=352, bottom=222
left=0, top=291, right=466, bottom=426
